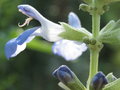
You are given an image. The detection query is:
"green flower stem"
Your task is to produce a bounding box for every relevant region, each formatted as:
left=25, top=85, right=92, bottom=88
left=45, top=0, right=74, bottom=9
left=87, top=0, right=101, bottom=89
left=92, top=12, right=100, bottom=38
left=87, top=49, right=99, bottom=89
left=89, top=50, right=99, bottom=79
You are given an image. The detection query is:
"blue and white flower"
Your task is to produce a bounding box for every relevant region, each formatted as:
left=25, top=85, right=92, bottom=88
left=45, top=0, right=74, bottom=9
left=5, top=4, right=64, bottom=59
left=5, top=4, right=88, bottom=60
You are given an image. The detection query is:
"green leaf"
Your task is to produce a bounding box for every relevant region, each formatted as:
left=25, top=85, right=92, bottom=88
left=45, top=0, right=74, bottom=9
left=60, top=22, right=92, bottom=42
left=106, top=73, right=117, bottom=83
left=98, top=19, right=120, bottom=47
left=103, top=78, right=120, bottom=90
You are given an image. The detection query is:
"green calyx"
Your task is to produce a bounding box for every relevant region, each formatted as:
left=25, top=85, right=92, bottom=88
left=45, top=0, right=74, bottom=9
left=80, top=0, right=120, bottom=15
left=103, top=78, right=120, bottom=90
left=98, top=19, right=120, bottom=47
left=58, top=69, right=87, bottom=90
left=106, top=73, right=117, bottom=83
left=83, top=0, right=92, bottom=4
left=59, top=22, right=92, bottom=42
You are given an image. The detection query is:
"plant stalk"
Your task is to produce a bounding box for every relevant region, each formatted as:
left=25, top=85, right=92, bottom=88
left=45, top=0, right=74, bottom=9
left=92, top=12, right=100, bottom=38
left=87, top=1, right=101, bottom=89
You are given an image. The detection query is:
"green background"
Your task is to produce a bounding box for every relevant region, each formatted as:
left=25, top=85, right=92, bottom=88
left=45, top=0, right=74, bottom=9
left=0, top=0, right=120, bottom=90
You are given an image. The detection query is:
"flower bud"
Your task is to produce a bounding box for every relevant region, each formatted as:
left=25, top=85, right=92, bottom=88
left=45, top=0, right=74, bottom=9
left=79, top=4, right=90, bottom=12
left=83, top=37, right=91, bottom=44
left=52, top=65, right=73, bottom=84
left=53, top=65, right=86, bottom=90
left=90, top=38, right=96, bottom=45
left=90, top=72, right=108, bottom=90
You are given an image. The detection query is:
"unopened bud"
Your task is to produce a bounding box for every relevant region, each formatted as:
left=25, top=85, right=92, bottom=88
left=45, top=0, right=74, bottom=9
left=90, top=38, right=96, bottom=45
left=53, top=65, right=86, bottom=90
left=52, top=65, right=73, bottom=84
left=90, top=72, right=108, bottom=90
left=79, top=4, right=90, bottom=12
left=83, top=37, right=90, bottom=44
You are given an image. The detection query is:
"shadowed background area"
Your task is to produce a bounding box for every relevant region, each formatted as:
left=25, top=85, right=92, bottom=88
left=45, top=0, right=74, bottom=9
left=0, top=0, right=120, bottom=90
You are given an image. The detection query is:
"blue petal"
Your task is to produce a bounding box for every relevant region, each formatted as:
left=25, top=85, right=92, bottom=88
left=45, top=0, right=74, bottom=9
left=5, top=27, right=40, bottom=59
left=68, top=12, right=81, bottom=29
left=16, top=27, right=40, bottom=45
left=5, top=38, right=17, bottom=59
left=5, top=38, right=27, bottom=59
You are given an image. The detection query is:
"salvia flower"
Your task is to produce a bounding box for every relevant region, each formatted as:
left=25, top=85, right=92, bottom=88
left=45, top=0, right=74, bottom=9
left=90, top=72, right=108, bottom=90
left=5, top=4, right=64, bottom=59
left=5, top=4, right=87, bottom=60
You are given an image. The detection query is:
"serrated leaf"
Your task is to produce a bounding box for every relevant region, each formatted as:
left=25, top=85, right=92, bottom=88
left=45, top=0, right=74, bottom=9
left=60, top=22, right=92, bottom=42
left=103, top=78, right=120, bottom=90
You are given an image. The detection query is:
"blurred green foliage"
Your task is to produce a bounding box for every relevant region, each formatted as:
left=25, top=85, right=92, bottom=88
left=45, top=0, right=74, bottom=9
left=0, top=0, right=120, bottom=90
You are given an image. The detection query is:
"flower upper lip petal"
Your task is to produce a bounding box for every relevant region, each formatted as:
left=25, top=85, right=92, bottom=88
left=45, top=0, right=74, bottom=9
left=17, top=5, right=31, bottom=17
left=18, top=8, right=30, bottom=17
